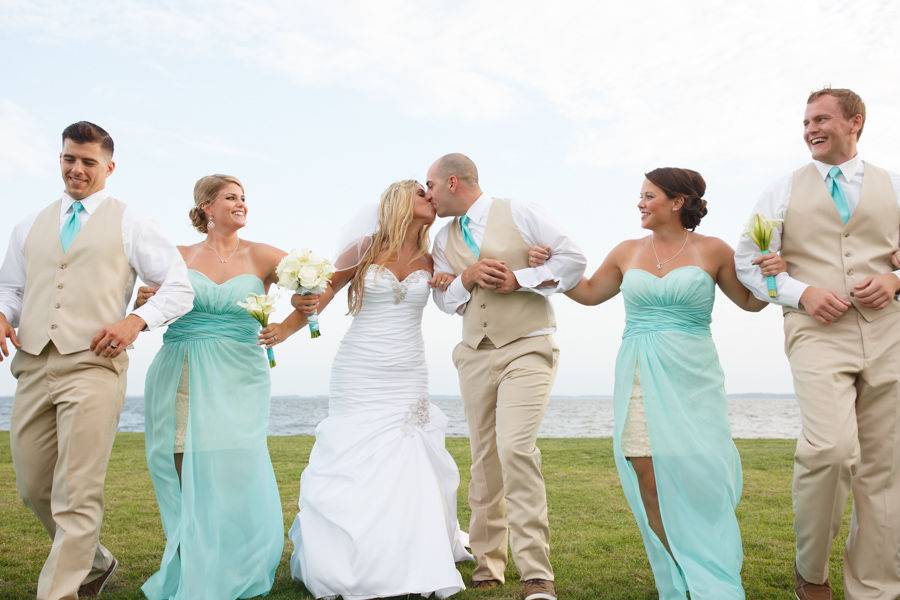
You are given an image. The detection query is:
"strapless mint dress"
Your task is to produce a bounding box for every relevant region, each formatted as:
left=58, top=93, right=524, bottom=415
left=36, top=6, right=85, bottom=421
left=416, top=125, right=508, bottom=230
left=142, top=270, right=283, bottom=600
left=614, top=267, right=744, bottom=599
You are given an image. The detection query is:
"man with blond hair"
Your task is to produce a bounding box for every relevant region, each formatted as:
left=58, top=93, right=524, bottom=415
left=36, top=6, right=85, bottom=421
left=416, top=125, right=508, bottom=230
left=427, top=153, right=586, bottom=600
left=736, top=89, right=900, bottom=599
left=0, top=121, right=193, bottom=599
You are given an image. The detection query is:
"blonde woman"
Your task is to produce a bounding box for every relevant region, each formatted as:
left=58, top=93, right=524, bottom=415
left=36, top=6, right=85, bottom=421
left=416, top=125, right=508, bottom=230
left=287, top=180, right=473, bottom=598
left=138, top=174, right=317, bottom=600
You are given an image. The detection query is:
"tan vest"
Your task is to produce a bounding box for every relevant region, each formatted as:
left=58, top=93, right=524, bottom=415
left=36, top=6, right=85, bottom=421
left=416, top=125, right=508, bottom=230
left=781, top=162, right=900, bottom=322
left=444, top=198, right=555, bottom=348
left=19, top=197, right=134, bottom=355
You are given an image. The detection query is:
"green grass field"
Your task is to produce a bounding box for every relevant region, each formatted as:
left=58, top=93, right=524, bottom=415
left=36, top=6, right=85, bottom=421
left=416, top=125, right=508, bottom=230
left=0, top=434, right=851, bottom=599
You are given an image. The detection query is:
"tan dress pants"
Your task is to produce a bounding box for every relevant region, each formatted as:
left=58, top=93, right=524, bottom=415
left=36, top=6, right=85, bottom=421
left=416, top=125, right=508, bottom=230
left=453, top=335, right=559, bottom=583
left=784, top=309, right=900, bottom=599
left=9, top=344, right=127, bottom=600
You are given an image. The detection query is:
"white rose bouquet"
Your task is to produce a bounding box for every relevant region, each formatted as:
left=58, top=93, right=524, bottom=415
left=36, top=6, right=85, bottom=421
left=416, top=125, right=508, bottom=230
left=237, top=291, right=279, bottom=367
left=276, top=249, right=335, bottom=338
left=745, top=213, right=782, bottom=298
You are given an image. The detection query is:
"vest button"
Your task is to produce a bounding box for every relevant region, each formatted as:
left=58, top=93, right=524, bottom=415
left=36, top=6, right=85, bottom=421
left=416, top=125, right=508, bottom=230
left=57, top=283, right=64, bottom=289
left=482, top=322, right=488, bottom=327
left=480, top=303, right=486, bottom=309
left=844, top=251, right=851, bottom=257
left=847, top=269, right=854, bottom=276
left=60, top=263, right=67, bottom=269
left=54, top=303, right=61, bottom=309
left=843, top=232, right=850, bottom=238
left=50, top=324, right=58, bottom=330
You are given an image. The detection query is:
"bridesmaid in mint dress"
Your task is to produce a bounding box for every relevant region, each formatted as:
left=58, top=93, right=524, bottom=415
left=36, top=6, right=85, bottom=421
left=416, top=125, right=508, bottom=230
left=534, top=168, right=785, bottom=599
left=138, top=175, right=318, bottom=600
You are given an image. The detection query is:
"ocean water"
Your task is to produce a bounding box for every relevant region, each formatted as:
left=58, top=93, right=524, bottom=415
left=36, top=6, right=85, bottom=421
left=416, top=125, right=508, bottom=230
left=0, top=394, right=800, bottom=438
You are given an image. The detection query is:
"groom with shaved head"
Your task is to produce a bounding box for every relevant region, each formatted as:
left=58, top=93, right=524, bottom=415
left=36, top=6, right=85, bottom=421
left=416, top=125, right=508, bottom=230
left=427, top=153, right=586, bottom=600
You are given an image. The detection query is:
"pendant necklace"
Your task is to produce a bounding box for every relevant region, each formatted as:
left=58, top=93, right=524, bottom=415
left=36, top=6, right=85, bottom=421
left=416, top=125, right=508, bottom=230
left=650, top=232, right=689, bottom=270
left=204, top=239, right=241, bottom=264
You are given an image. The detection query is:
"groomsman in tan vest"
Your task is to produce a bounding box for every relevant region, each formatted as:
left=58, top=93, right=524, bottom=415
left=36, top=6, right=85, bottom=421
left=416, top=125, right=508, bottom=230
left=427, top=154, right=586, bottom=600
left=0, top=122, right=193, bottom=599
left=736, top=89, right=900, bottom=600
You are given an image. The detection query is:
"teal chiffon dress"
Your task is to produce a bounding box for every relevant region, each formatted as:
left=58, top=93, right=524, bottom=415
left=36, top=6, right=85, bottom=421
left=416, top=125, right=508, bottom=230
left=142, top=270, right=283, bottom=600
left=613, top=267, right=744, bottom=599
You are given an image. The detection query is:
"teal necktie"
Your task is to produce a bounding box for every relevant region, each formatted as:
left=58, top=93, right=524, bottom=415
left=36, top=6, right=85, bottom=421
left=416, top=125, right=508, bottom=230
left=827, top=166, right=851, bottom=224
left=459, top=215, right=480, bottom=259
left=60, top=201, right=85, bottom=252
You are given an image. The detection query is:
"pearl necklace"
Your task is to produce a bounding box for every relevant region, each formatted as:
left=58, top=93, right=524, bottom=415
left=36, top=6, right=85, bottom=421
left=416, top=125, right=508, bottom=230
left=204, top=239, right=241, bottom=264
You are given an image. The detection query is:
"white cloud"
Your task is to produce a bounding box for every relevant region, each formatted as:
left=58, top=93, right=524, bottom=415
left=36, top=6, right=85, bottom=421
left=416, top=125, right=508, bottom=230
left=4, top=0, right=899, bottom=168
left=0, top=99, right=54, bottom=181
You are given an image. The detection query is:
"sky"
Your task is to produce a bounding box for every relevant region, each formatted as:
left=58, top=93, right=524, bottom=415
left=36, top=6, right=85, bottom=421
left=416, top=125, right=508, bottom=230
left=2, top=0, right=899, bottom=397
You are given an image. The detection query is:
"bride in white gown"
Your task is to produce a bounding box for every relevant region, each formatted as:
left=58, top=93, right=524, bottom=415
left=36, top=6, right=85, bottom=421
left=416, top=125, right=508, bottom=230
left=288, top=180, right=472, bottom=599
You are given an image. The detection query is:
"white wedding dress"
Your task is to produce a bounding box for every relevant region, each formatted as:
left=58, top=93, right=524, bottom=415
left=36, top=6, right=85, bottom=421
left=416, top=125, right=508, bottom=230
left=289, top=265, right=472, bottom=599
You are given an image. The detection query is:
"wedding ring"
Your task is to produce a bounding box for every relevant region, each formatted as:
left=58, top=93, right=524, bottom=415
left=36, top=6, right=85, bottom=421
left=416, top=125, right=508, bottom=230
left=109, top=342, right=119, bottom=349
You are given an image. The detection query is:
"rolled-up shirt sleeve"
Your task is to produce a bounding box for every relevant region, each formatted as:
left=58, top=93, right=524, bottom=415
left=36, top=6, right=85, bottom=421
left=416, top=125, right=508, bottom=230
left=0, top=218, right=32, bottom=326
left=734, top=177, right=809, bottom=309
left=125, top=215, right=193, bottom=329
left=512, top=202, right=587, bottom=296
left=431, top=225, right=469, bottom=315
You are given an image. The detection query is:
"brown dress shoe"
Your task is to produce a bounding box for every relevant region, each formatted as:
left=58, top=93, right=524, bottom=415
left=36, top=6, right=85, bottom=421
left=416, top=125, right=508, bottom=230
left=795, top=565, right=832, bottom=600
left=472, top=578, right=502, bottom=590
left=522, top=578, right=557, bottom=600
left=78, top=558, right=118, bottom=598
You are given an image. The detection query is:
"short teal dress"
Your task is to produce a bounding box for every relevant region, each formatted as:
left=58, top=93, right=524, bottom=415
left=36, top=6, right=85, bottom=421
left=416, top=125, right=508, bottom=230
left=142, top=270, right=283, bottom=600
left=614, top=267, right=744, bottom=599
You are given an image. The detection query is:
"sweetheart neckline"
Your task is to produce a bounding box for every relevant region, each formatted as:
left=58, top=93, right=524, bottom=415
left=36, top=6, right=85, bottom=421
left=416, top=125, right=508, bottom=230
left=189, top=269, right=264, bottom=287
left=624, top=265, right=715, bottom=285
left=367, top=265, right=431, bottom=284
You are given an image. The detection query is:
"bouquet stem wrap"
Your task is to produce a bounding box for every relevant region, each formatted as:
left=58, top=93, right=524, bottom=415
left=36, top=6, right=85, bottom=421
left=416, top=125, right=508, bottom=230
left=303, top=295, right=321, bottom=338
left=760, top=249, right=778, bottom=298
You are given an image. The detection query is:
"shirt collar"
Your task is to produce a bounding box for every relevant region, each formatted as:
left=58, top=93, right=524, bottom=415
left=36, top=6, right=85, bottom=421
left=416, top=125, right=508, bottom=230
left=60, top=188, right=110, bottom=219
left=463, top=193, right=492, bottom=224
left=813, top=155, right=861, bottom=182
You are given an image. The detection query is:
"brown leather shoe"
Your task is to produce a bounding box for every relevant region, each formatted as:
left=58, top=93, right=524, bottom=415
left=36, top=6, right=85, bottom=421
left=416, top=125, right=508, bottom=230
left=795, top=565, right=831, bottom=600
left=522, top=578, right=557, bottom=600
left=472, top=578, right=502, bottom=590
left=78, top=558, right=118, bottom=598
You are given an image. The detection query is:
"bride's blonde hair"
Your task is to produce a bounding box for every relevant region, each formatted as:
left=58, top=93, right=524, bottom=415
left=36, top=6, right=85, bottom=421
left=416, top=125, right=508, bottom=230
left=348, top=180, right=431, bottom=315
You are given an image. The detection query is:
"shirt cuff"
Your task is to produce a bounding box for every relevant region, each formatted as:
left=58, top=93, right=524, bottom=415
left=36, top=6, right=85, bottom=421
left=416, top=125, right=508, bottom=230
left=776, top=274, right=809, bottom=310
left=437, top=276, right=471, bottom=315
left=0, top=304, right=19, bottom=327
left=513, top=266, right=559, bottom=295
left=131, top=302, right=166, bottom=330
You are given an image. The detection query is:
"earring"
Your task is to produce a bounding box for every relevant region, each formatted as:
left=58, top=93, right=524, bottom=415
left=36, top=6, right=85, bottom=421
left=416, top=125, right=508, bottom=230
left=208, top=219, right=215, bottom=230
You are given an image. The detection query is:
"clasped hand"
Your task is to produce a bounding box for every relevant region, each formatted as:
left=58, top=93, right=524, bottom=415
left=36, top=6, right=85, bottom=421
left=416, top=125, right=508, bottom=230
left=751, top=253, right=788, bottom=276
left=90, top=314, right=145, bottom=358
left=462, top=259, right=519, bottom=294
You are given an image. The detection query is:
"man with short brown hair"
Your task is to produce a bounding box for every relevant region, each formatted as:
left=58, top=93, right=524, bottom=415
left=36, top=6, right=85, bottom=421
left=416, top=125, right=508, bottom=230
left=736, top=89, right=900, bottom=599
left=0, top=121, right=193, bottom=599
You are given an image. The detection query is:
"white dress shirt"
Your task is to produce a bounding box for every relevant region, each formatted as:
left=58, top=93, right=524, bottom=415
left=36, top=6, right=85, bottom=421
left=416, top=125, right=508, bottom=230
left=735, top=156, right=900, bottom=308
left=431, top=194, right=587, bottom=336
left=0, top=189, right=194, bottom=329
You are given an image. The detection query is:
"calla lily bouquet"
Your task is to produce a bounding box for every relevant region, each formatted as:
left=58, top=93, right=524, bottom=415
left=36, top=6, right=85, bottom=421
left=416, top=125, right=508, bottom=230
left=276, top=249, right=335, bottom=338
left=237, top=292, right=279, bottom=367
left=745, top=213, right=782, bottom=298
